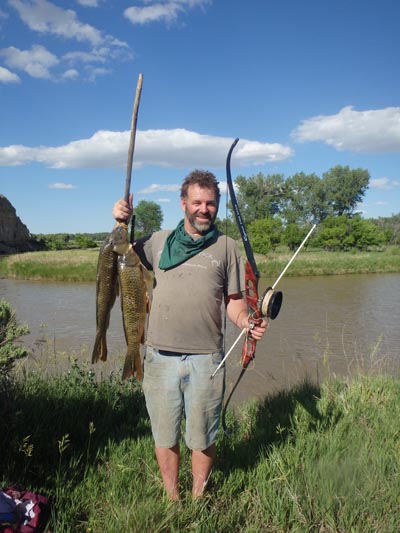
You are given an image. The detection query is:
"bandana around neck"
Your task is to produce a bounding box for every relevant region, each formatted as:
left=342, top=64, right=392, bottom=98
left=158, top=219, right=218, bottom=270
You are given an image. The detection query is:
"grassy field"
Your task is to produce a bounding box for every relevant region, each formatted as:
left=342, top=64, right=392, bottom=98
left=1, top=246, right=400, bottom=281
left=0, top=249, right=99, bottom=282
left=1, top=354, right=399, bottom=532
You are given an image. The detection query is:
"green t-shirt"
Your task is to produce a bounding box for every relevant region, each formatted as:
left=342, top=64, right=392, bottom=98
left=138, top=230, right=245, bottom=353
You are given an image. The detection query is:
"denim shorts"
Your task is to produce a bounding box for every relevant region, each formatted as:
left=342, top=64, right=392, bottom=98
left=142, top=346, right=226, bottom=450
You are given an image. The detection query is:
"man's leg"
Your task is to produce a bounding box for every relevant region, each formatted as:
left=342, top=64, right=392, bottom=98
left=155, top=445, right=180, bottom=501
left=191, top=443, right=216, bottom=498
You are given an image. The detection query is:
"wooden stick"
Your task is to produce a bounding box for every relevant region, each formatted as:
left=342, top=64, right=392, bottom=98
left=124, top=73, right=143, bottom=202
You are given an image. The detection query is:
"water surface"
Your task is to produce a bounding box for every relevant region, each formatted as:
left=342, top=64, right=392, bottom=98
left=1, top=273, right=399, bottom=405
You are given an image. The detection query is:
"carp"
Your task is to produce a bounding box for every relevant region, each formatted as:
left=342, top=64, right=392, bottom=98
left=91, top=223, right=129, bottom=363
left=117, top=244, right=148, bottom=381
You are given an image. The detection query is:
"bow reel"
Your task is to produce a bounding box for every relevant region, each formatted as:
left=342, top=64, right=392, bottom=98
left=259, top=286, right=283, bottom=320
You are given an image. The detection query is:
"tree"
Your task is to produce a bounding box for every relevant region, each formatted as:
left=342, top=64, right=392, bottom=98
left=348, top=216, right=385, bottom=250
left=234, top=173, right=285, bottom=224
left=315, top=215, right=385, bottom=251
left=314, top=216, right=352, bottom=250
left=370, top=213, right=400, bottom=245
left=282, top=172, right=327, bottom=225
left=322, top=166, right=370, bottom=217
left=248, top=217, right=283, bottom=254
left=283, top=224, right=309, bottom=251
left=215, top=215, right=240, bottom=240
left=134, top=200, right=163, bottom=237
left=74, top=234, right=97, bottom=249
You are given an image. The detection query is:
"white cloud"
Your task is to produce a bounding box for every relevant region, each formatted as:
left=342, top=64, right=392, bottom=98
left=49, top=183, right=77, bottom=189
left=370, top=177, right=400, bottom=190
left=63, top=49, right=108, bottom=64
left=0, top=44, right=58, bottom=79
left=5, top=1, right=130, bottom=82
left=76, top=0, right=101, bottom=6
left=141, top=181, right=231, bottom=196
left=0, top=8, right=9, bottom=18
left=9, top=0, right=128, bottom=50
left=0, top=128, right=293, bottom=169
left=157, top=198, right=172, bottom=203
left=370, top=178, right=391, bottom=190
left=0, top=65, right=21, bottom=83
left=292, top=106, right=400, bottom=153
left=217, top=181, right=229, bottom=194
left=86, top=66, right=111, bottom=81
left=124, top=3, right=182, bottom=25
left=124, top=0, right=211, bottom=25
left=61, top=68, right=79, bottom=80
left=9, top=0, right=103, bottom=46
left=138, top=183, right=181, bottom=194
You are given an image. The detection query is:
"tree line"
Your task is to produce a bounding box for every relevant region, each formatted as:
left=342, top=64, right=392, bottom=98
left=33, top=200, right=164, bottom=251
left=33, top=165, right=399, bottom=253
left=217, top=165, right=399, bottom=252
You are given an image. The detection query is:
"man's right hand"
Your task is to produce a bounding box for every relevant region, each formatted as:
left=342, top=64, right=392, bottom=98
left=113, top=193, right=133, bottom=222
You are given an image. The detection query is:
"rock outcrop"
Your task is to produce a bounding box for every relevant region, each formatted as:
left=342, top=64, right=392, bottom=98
left=0, top=195, right=42, bottom=254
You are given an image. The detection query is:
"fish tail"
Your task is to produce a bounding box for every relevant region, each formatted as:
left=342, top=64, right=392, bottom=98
left=122, top=348, right=142, bottom=381
left=92, top=332, right=108, bottom=363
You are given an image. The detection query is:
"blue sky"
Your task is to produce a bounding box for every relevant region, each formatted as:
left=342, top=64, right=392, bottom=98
left=1, top=0, right=399, bottom=234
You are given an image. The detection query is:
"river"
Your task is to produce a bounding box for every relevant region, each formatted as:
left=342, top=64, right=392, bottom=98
left=1, top=274, right=399, bottom=406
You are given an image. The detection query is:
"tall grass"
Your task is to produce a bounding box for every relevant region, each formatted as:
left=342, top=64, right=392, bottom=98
left=1, top=352, right=399, bottom=532
left=0, top=249, right=99, bottom=282
left=258, top=246, right=400, bottom=277
left=1, top=247, right=399, bottom=281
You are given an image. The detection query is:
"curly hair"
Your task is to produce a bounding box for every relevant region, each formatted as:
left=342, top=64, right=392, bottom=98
left=180, top=170, right=221, bottom=205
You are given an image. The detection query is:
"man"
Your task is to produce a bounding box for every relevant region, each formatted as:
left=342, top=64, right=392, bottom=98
left=113, top=170, right=267, bottom=500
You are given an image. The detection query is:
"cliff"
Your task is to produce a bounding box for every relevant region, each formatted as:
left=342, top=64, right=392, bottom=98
left=0, top=194, right=42, bottom=254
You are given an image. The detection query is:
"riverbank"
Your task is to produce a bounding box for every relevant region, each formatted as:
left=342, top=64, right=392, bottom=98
left=1, top=360, right=399, bottom=531
left=1, top=246, right=400, bottom=281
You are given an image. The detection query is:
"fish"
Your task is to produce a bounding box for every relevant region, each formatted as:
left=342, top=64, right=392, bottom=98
left=117, top=243, right=149, bottom=381
left=91, top=223, right=129, bottom=363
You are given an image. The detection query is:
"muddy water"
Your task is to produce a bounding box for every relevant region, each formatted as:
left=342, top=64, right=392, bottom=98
left=1, top=274, right=399, bottom=406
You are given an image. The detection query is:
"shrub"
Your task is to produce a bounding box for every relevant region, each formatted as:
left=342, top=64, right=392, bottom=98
left=0, top=299, right=29, bottom=373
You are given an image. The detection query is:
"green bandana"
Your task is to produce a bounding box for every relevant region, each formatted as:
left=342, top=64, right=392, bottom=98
left=159, top=219, right=218, bottom=270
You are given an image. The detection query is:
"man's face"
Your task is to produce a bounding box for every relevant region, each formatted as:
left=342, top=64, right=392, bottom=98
left=181, top=184, right=219, bottom=234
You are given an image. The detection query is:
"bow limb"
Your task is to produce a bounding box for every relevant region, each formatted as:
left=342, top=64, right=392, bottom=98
left=218, top=137, right=264, bottom=435
left=225, top=138, right=262, bottom=367
left=226, top=138, right=259, bottom=281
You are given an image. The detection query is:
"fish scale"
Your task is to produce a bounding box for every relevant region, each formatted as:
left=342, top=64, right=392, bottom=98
left=118, top=245, right=148, bottom=380
left=92, top=223, right=148, bottom=380
left=91, top=232, right=119, bottom=363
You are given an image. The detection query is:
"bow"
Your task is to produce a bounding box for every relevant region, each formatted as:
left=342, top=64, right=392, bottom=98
left=217, top=139, right=315, bottom=432
left=225, top=138, right=263, bottom=367
left=213, top=137, right=283, bottom=380
left=216, top=137, right=265, bottom=433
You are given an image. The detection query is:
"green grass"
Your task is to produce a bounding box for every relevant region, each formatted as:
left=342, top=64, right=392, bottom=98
left=258, top=246, right=400, bottom=278
left=0, top=249, right=99, bottom=282
left=1, top=354, right=399, bottom=532
left=1, top=246, right=400, bottom=281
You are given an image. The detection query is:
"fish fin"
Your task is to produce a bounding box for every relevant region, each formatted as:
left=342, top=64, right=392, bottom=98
left=100, top=335, right=108, bottom=361
left=92, top=332, right=101, bottom=363
left=91, top=332, right=107, bottom=363
left=122, top=349, right=142, bottom=381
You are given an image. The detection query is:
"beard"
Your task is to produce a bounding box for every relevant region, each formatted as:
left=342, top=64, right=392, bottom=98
left=186, top=209, right=216, bottom=234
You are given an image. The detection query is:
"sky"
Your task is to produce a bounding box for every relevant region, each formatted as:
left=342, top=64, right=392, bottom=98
left=0, top=0, right=399, bottom=235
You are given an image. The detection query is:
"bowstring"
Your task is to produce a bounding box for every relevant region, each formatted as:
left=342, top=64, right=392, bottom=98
left=223, top=177, right=229, bottom=356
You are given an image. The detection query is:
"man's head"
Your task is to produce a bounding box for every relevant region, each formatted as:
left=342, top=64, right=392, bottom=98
left=180, top=170, right=220, bottom=235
